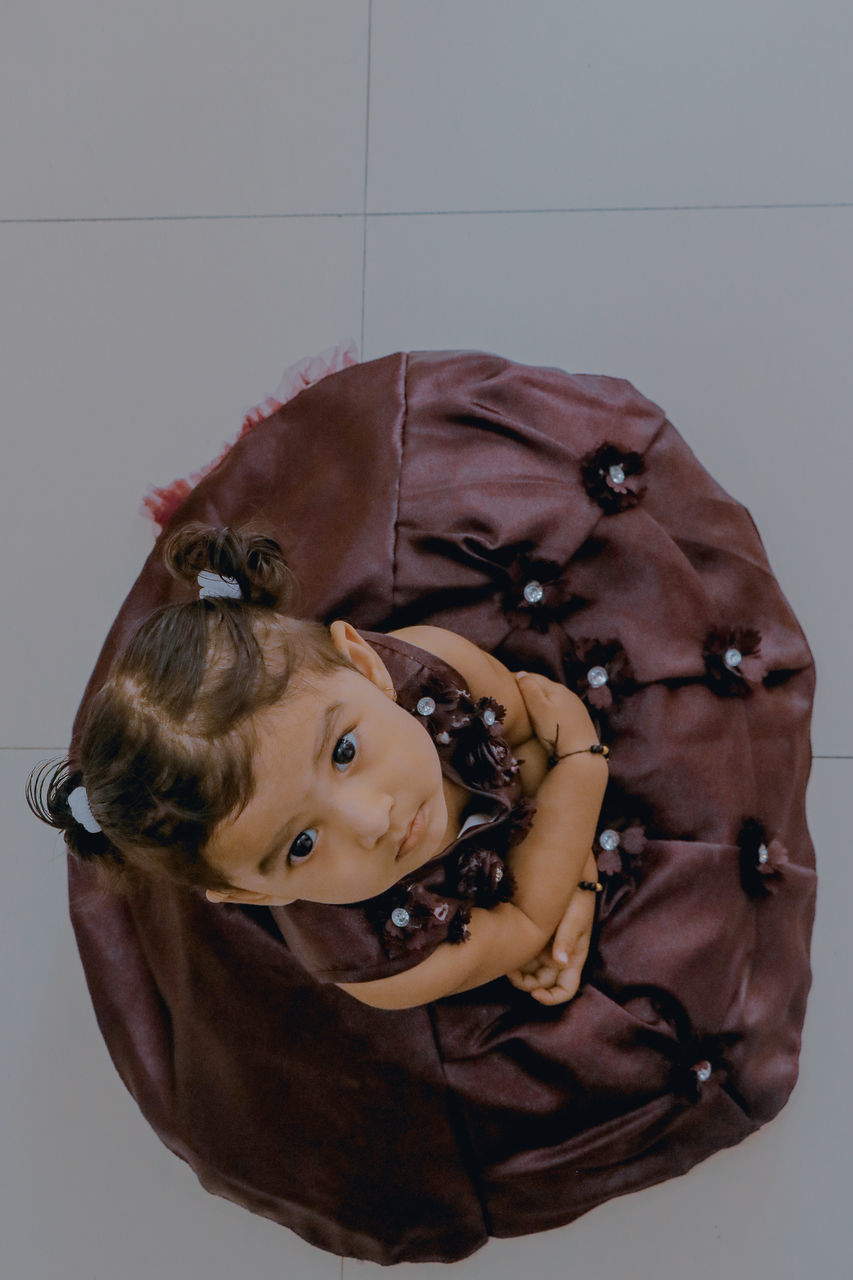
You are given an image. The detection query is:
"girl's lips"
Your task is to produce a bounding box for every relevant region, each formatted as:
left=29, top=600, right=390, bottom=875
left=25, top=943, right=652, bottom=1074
left=397, top=801, right=426, bottom=858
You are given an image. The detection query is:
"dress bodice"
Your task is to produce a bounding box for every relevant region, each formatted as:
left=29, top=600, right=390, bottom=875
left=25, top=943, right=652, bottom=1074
left=269, top=629, right=538, bottom=984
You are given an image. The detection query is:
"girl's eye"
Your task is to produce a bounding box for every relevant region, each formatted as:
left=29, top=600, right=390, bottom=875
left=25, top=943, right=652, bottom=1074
left=287, top=828, right=318, bottom=865
left=286, top=730, right=359, bottom=865
left=332, top=729, right=358, bottom=770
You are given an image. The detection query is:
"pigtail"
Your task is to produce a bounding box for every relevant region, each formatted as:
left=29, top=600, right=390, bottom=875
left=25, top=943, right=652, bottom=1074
left=164, top=522, right=302, bottom=612
left=25, top=756, right=119, bottom=865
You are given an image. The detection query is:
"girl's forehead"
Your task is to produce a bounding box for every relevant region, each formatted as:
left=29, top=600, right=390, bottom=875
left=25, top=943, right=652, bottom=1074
left=293, top=664, right=367, bottom=703
left=262, top=666, right=370, bottom=732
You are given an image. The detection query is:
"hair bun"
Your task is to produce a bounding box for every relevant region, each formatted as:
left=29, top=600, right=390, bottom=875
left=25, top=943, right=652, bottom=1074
left=163, top=523, right=300, bottom=610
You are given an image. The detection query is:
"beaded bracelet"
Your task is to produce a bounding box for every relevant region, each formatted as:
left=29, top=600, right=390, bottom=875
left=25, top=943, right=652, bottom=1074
left=577, top=879, right=604, bottom=893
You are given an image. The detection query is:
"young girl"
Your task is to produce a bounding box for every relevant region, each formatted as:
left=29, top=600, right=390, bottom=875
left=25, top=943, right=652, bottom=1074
left=29, top=523, right=610, bottom=1009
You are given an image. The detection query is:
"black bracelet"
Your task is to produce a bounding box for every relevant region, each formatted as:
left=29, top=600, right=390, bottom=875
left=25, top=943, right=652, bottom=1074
left=578, top=880, right=604, bottom=893
left=545, top=723, right=610, bottom=771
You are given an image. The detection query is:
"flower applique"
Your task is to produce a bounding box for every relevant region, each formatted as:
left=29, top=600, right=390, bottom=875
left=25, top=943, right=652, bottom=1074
left=447, top=795, right=534, bottom=906
left=458, top=537, right=578, bottom=637
left=562, top=636, right=637, bottom=712
left=702, top=627, right=766, bottom=698
left=580, top=443, right=646, bottom=515
left=485, top=541, right=581, bottom=636
left=400, top=676, right=521, bottom=789
left=453, top=844, right=517, bottom=907
left=399, top=673, right=473, bottom=749
left=612, top=984, right=739, bottom=1103
left=449, top=695, right=521, bottom=790
left=736, top=817, right=789, bottom=897
left=670, top=1031, right=741, bottom=1104
left=364, top=879, right=473, bottom=961
left=594, top=820, right=648, bottom=920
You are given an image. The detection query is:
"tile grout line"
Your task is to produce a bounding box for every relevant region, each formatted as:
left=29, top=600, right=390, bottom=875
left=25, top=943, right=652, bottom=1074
left=2, top=201, right=853, bottom=226
left=360, top=0, right=372, bottom=359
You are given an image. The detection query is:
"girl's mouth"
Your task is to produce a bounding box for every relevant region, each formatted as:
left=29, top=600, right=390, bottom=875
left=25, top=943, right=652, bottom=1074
left=397, top=801, right=426, bottom=858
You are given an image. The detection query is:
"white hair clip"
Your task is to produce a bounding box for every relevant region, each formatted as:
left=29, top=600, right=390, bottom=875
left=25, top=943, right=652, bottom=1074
left=68, top=786, right=102, bottom=834
left=197, top=570, right=242, bottom=600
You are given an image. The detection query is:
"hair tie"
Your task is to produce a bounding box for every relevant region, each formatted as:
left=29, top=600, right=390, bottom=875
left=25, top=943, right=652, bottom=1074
left=68, top=786, right=102, bottom=834
left=197, top=570, right=242, bottom=600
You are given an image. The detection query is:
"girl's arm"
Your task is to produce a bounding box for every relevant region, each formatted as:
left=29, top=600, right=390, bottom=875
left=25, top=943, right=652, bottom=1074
left=336, top=901, right=548, bottom=1009
left=336, top=751, right=606, bottom=1009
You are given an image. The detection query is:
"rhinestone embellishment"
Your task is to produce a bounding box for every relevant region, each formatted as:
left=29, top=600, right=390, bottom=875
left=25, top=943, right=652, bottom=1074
left=695, top=1061, right=713, bottom=1083
left=417, top=696, right=436, bottom=716
left=494, top=865, right=504, bottom=883
left=608, top=463, right=626, bottom=485
left=433, top=903, right=450, bottom=922
left=599, top=829, right=620, bottom=851
left=587, top=665, right=609, bottom=688
left=523, top=580, right=544, bottom=604
left=724, top=648, right=743, bottom=669
left=482, top=708, right=496, bottom=727
left=391, top=907, right=410, bottom=928
left=436, top=730, right=451, bottom=745
left=758, top=843, right=769, bottom=865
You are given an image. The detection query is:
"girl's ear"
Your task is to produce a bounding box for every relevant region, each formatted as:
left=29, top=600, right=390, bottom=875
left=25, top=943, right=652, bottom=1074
left=329, top=619, right=393, bottom=690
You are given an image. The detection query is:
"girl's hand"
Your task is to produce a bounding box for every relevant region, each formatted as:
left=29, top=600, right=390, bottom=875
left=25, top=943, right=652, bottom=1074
left=514, top=671, right=598, bottom=758
left=506, top=851, right=599, bottom=1005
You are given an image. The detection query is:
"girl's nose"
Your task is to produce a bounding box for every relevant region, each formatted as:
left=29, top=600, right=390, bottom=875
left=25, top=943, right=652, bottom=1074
left=340, top=792, right=394, bottom=847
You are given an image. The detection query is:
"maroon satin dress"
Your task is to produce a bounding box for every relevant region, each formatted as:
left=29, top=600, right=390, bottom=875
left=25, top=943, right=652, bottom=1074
left=68, top=350, right=817, bottom=1264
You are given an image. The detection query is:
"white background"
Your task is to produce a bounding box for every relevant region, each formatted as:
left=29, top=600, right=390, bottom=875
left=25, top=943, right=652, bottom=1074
left=2, top=2, right=850, bottom=1276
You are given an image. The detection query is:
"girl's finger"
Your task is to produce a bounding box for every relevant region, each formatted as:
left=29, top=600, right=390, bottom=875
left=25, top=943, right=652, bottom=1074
left=529, top=988, right=555, bottom=1003
left=514, top=671, right=548, bottom=693
left=518, top=965, right=559, bottom=990
left=545, top=988, right=575, bottom=1006
left=531, top=985, right=572, bottom=1005
left=552, top=920, right=579, bottom=966
left=533, top=971, right=583, bottom=1005
left=552, top=902, right=595, bottom=966
left=509, top=971, right=540, bottom=991
left=557, top=967, right=582, bottom=996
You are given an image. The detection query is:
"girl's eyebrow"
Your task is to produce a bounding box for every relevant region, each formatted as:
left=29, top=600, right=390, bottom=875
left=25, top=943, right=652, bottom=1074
left=256, top=700, right=346, bottom=876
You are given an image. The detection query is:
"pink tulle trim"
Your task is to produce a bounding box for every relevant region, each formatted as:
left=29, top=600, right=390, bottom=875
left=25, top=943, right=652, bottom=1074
left=141, top=338, right=360, bottom=531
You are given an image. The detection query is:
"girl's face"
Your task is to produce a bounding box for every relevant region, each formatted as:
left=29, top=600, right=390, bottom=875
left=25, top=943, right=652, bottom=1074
left=203, top=621, right=450, bottom=906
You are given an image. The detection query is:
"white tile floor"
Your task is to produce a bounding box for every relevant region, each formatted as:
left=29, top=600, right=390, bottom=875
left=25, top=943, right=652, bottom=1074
left=2, top=2, right=850, bottom=1276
